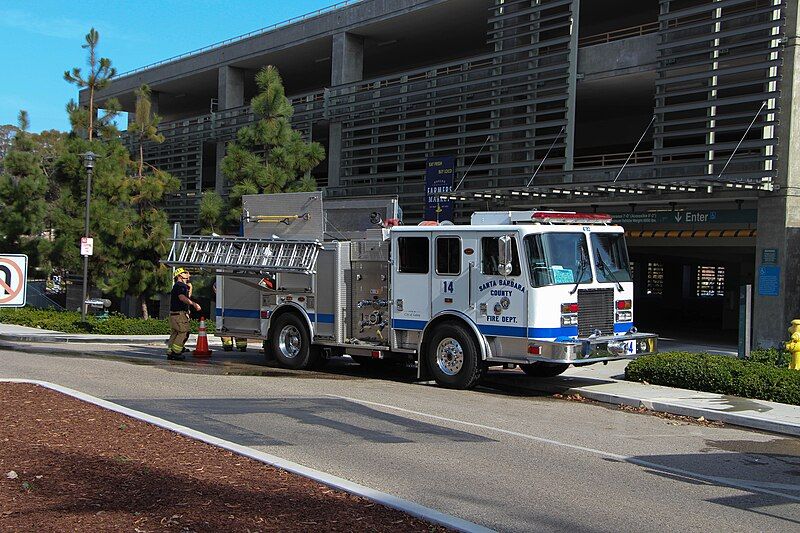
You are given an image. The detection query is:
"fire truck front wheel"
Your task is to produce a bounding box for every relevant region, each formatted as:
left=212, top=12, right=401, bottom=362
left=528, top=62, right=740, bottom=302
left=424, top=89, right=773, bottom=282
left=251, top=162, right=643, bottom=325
left=426, top=323, right=484, bottom=390
left=270, top=313, right=319, bottom=370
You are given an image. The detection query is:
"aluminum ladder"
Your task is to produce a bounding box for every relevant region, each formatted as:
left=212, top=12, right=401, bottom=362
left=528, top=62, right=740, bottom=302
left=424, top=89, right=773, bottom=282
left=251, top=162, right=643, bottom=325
left=164, top=234, right=323, bottom=275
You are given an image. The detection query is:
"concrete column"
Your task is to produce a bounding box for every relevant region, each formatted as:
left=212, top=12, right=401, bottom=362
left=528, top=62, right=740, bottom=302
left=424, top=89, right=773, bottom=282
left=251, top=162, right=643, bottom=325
left=217, top=66, right=245, bottom=110
left=753, top=1, right=800, bottom=347
left=327, top=123, right=343, bottom=188
left=328, top=32, right=364, bottom=191
left=563, top=0, right=580, bottom=182
left=331, top=32, right=364, bottom=86
left=215, top=66, right=245, bottom=194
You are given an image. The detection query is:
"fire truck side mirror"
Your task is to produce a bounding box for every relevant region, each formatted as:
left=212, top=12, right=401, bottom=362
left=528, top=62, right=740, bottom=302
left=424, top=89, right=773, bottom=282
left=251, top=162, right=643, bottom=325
left=498, top=235, right=513, bottom=277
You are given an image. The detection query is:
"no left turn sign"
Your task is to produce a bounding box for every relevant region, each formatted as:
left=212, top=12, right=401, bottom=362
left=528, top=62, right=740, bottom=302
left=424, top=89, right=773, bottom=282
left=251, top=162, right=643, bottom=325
left=0, top=254, right=27, bottom=307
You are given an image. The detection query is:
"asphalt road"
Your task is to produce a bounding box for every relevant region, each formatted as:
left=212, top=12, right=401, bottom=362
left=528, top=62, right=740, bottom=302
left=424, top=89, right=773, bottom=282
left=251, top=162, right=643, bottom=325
left=2, top=348, right=799, bottom=532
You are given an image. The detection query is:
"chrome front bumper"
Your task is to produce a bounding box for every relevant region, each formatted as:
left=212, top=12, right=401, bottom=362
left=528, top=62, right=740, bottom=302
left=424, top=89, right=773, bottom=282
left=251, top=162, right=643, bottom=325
left=525, top=332, right=658, bottom=364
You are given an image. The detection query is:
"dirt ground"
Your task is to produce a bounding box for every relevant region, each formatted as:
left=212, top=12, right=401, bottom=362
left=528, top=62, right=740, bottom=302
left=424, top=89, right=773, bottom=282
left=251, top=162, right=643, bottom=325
left=0, top=383, right=447, bottom=532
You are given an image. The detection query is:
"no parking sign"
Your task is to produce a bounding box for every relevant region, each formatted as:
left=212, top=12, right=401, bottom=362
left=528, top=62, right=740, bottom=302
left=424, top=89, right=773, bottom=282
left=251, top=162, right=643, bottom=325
left=0, top=254, right=27, bottom=307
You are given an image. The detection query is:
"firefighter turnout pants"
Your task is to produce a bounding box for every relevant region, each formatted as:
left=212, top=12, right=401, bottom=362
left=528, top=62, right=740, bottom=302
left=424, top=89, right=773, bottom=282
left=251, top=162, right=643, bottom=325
left=168, top=311, right=191, bottom=354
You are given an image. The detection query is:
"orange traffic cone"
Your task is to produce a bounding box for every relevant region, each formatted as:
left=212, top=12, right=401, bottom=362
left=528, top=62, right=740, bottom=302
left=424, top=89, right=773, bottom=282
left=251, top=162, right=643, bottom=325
left=193, top=316, right=213, bottom=358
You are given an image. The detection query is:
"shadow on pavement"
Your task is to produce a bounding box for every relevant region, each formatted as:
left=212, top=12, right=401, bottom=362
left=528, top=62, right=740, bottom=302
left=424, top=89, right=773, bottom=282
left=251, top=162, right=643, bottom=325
left=115, top=397, right=496, bottom=447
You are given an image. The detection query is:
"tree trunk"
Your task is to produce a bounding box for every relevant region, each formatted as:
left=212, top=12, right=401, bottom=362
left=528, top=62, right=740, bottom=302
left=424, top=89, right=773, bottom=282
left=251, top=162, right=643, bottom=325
left=140, top=298, right=149, bottom=320
left=139, top=144, right=144, bottom=179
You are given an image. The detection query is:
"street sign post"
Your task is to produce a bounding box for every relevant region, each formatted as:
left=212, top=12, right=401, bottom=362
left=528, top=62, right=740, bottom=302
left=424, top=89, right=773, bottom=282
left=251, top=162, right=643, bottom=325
left=0, top=254, right=28, bottom=307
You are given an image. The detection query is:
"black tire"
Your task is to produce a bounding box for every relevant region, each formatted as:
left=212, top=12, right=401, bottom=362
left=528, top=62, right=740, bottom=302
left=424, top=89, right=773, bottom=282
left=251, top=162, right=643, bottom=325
left=520, top=362, right=570, bottom=377
left=269, top=313, right=319, bottom=369
left=426, top=323, right=484, bottom=389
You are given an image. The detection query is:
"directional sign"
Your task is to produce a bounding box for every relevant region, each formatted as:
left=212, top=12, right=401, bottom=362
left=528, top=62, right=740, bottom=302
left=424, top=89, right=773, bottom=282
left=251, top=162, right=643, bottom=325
left=0, top=254, right=27, bottom=307
left=612, top=209, right=757, bottom=225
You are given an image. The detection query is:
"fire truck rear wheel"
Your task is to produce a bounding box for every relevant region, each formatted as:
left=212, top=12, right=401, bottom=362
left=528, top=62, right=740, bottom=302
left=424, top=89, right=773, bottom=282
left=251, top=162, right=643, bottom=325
left=426, top=323, right=484, bottom=389
left=270, top=313, right=319, bottom=370
left=520, top=362, right=570, bottom=377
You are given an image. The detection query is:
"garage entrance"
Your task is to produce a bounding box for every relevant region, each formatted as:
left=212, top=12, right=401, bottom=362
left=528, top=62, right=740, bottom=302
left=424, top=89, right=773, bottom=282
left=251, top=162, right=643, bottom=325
left=628, top=240, right=754, bottom=343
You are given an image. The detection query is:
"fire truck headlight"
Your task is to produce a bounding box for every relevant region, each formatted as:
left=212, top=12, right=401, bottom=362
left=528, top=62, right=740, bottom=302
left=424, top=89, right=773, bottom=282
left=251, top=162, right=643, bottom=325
left=637, top=339, right=649, bottom=353
left=561, top=314, right=578, bottom=326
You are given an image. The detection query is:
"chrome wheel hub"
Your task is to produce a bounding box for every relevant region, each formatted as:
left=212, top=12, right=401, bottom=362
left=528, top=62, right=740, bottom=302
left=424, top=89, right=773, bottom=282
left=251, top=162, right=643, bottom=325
left=436, top=337, right=464, bottom=376
left=278, top=325, right=301, bottom=359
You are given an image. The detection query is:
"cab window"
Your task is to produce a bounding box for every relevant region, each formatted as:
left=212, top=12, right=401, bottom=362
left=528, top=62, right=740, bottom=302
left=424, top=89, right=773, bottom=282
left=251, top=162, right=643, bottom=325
left=398, top=237, right=429, bottom=273
left=436, top=237, right=461, bottom=275
left=481, top=236, right=521, bottom=276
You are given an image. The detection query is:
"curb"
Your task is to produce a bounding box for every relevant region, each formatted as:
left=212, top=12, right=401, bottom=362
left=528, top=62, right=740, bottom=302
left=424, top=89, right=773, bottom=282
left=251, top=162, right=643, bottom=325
left=0, top=378, right=493, bottom=533
left=483, top=375, right=800, bottom=437
left=564, top=387, right=800, bottom=437
left=0, top=333, right=167, bottom=344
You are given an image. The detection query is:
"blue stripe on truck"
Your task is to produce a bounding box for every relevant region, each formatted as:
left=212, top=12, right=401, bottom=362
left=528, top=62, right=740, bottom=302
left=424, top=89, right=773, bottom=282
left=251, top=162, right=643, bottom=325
left=215, top=308, right=335, bottom=324
left=215, top=308, right=259, bottom=319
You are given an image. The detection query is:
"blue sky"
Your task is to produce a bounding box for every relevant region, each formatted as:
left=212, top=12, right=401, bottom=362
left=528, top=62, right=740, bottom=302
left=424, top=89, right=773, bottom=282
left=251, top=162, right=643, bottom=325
left=0, top=0, right=336, bottom=132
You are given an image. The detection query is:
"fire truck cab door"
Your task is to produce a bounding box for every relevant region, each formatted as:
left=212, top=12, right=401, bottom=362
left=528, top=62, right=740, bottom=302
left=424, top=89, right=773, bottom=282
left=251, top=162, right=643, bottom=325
left=431, top=234, right=473, bottom=318
left=391, top=232, right=432, bottom=330
left=474, top=233, right=528, bottom=339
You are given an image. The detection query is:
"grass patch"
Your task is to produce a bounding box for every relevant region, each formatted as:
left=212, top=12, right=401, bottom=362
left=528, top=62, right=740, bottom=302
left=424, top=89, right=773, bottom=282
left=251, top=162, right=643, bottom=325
left=625, top=351, right=800, bottom=406
left=0, top=307, right=214, bottom=335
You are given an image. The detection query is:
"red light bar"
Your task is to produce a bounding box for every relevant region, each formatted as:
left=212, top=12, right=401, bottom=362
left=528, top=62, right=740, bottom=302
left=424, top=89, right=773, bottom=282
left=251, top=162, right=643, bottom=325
left=532, top=212, right=613, bottom=224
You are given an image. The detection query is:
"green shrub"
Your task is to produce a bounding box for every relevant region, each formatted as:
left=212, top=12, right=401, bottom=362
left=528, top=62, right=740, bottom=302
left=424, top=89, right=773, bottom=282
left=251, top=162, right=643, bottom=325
left=748, top=347, right=790, bottom=368
left=625, top=352, right=800, bottom=406
left=0, top=307, right=214, bottom=335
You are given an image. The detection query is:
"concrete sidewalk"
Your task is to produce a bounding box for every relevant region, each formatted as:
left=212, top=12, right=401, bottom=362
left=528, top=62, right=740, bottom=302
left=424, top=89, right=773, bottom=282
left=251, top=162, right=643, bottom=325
left=1, top=323, right=798, bottom=437
left=0, top=323, right=169, bottom=345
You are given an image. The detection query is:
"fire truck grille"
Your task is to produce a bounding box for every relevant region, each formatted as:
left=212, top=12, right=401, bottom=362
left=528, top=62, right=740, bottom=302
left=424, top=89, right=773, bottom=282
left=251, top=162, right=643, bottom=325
left=577, top=288, right=614, bottom=337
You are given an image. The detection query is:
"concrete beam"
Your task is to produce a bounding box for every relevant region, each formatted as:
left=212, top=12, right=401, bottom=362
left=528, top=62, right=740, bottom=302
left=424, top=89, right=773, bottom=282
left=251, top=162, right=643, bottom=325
left=89, top=0, right=443, bottom=102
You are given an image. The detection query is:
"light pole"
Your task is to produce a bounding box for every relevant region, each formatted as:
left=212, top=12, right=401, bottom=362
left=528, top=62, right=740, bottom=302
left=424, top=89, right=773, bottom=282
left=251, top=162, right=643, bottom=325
left=81, top=151, right=96, bottom=321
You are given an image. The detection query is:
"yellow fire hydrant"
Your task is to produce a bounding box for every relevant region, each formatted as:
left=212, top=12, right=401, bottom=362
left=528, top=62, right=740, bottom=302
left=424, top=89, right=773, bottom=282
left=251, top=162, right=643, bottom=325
left=785, top=320, right=800, bottom=370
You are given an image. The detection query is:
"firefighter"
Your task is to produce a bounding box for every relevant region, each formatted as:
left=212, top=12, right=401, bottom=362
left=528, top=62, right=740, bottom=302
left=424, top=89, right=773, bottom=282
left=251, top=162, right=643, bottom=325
left=167, top=268, right=201, bottom=360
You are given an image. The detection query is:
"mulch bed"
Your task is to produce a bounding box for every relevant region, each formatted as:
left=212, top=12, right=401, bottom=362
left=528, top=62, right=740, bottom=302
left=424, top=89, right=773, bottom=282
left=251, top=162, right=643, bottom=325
left=0, top=383, right=447, bottom=532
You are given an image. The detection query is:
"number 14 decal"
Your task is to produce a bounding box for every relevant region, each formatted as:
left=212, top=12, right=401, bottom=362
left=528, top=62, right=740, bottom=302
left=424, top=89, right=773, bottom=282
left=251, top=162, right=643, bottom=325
left=442, top=281, right=454, bottom=293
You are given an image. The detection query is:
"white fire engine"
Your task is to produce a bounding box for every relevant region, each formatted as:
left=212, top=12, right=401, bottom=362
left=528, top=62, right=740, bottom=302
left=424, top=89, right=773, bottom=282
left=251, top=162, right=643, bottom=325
left=165, top=192, right=657, bottom=389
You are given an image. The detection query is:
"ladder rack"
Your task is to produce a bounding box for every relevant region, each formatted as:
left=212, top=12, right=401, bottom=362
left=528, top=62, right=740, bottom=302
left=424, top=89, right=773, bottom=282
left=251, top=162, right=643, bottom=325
left=164, top=235, right=322, bottom=275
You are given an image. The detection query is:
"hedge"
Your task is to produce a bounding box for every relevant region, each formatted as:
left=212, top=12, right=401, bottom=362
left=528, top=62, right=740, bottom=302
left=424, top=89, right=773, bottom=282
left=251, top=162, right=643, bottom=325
left=625, top=352, right=800, bottom=406
left=0, top=307, right=214, bottom=336
left=748, top=347, right=790, bottom=368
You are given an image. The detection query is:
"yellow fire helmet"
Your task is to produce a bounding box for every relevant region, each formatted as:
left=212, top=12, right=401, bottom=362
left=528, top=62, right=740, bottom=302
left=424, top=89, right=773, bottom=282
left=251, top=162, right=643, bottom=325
left=173, top=267, right=189, bottom=278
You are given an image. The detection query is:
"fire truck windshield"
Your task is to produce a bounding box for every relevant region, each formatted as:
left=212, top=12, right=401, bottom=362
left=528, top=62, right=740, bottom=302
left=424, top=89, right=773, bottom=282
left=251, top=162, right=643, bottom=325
left=525, top=233, right=592, bottom=288
left=590, top=232, right=632, bottom=283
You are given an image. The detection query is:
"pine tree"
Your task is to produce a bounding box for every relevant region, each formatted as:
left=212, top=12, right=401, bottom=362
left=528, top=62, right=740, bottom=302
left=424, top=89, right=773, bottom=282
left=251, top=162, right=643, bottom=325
left=113, top=85, right=176, bottom=318
left=128, top=84, right=164, bottom=179
left=63, top=28, right=120, bottom=141
left=199, top=190, right=225, bottom=234
left=0, top=124, right=20, bottom=173
left=0, top=112, right=50, bottom=268
left=217, top=65, right=325, bottom=229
